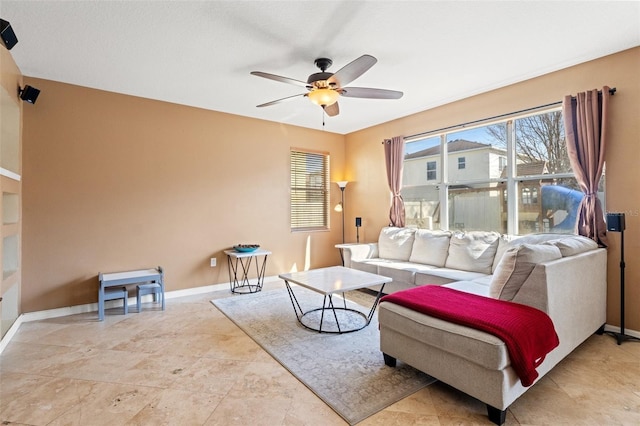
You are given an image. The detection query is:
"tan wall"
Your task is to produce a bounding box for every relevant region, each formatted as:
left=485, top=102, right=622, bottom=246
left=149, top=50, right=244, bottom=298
left=345, top=47, right=640, bottom=331
left=22, top=79, right=346, bottom=312
left=21, top=47, right=640, bottom=332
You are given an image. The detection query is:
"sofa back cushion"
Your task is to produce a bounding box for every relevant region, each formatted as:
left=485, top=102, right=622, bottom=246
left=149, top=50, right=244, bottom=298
left=489, top=243, right=562, bottom=301
left=543, top=235, right=598, bottom=257
left=378, top=227, right=416, bottom=261
left=505, top=233, right=567, bottom=247
left=491, top=233, right=585, bottom=272
left=444, top=231, right=501, bottom=274
left=409, top=230, right=452, bottom=267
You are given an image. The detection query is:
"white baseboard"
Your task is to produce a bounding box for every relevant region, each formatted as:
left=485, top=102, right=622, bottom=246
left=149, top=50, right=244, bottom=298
left=603, top=324, right=640, bottom=339
left=3, top=276, right=639, bottom=354
left=0, top=313, right=25, bottom=354
left=0, top=275, right=282, bottom=354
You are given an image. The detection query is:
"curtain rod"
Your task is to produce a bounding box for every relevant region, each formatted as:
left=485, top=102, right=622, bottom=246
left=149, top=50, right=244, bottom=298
left=383, top=87, right=616, bottom=143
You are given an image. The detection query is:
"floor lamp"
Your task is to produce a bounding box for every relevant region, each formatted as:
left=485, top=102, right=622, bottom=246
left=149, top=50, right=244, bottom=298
left=605, top=212, right=640, bottom=345
left=335, top=181, right=348, bottom=244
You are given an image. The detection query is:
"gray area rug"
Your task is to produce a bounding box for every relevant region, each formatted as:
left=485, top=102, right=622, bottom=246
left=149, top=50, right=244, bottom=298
left=211, top=286, right=434, bottom=425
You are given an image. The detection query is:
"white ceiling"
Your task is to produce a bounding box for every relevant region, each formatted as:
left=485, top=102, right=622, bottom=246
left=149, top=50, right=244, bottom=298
left=2, top=1, right=639, bottom=134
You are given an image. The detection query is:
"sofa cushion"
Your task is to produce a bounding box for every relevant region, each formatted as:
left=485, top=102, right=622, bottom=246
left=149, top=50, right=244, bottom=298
left=378, top=227, right=416, bottom=261
left=489, top=244, right=562, bottom=301
left=543, top=236, right=598, bottom=257
left=415, top=268, right=488, bottom=286
left=350, top=259, right=380, bottom=275
left=409, top=229, right=452, bottom=267
left=377, top=262, right=417, bottom=287
left=444, top=280, right=491, bottom=297
left=445, top=231, right=501, bottom=274
left=379, top=302, right=509, bottom=371
left=471, top=275, right=493, bottom=286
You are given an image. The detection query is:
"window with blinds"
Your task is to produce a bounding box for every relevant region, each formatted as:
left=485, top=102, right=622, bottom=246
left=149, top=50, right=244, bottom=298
left=290, top=149, right=329, bottom=231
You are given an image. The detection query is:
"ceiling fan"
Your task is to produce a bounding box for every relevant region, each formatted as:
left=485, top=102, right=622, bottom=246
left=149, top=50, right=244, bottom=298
left=251, top=54, right=403, bottom=117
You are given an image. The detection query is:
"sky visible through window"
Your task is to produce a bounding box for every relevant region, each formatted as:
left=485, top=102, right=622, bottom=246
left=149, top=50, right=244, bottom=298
left=405, top=127, right=490, bottom=154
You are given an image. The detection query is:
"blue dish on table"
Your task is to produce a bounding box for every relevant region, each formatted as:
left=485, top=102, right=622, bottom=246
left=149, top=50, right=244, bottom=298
left=233, top=244, right=260, bottom=252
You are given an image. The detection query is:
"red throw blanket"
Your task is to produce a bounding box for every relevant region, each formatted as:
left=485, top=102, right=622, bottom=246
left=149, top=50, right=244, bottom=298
left=380, top=286, right=559, bottom=387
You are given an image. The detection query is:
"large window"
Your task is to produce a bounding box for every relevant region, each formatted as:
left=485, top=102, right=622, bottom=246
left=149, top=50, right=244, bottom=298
left=402, top=108, right=597, bottom=235
left=290, top=149, right=329, bottom=231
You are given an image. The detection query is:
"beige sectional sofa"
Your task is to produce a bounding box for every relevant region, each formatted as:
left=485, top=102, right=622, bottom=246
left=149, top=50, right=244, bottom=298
left=339, top=227, right=607, bottom=425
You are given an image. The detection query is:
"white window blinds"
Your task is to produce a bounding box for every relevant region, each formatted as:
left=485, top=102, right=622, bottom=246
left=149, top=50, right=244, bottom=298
left=290, top=149, right=329, bottom=231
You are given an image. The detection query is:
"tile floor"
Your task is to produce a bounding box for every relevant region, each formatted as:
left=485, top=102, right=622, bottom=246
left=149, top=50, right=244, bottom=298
left=1, top=282, right=640, bottom=425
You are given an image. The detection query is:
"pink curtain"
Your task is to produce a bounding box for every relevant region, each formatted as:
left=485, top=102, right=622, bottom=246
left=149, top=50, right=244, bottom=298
left=562, top=87, right=610, bottom=247
left=384, top=136, right=405, bottom=227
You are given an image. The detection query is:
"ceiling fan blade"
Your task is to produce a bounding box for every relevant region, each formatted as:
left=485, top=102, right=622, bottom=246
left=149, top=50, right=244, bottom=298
left=250, top=71, right=309, bottom=88
left=340, top=87, right=403, bottom=100
left=256, top=93, right=306, bottom=108
left=328, top=54, right=377, bottom=87
left=323, top=102, right=339, bottom=117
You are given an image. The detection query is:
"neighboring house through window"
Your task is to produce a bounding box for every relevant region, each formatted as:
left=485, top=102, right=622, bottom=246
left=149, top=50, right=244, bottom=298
left=499, top=156, right=507, bottom=173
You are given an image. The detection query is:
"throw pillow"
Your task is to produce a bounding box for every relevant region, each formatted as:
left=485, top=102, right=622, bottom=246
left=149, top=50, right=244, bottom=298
left=409, top=229, right=452, bottom=267
left=444, top=231, right=501, bottom=274
left=378, top=227, right=416, bottom=261
left=491, top=234, right=517, bottom=273
left=489, top=244, right=562, bottom=301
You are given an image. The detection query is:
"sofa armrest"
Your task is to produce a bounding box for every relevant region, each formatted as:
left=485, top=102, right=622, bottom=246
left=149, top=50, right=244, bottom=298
left=336, top=243, right=379, bottom=268
left=512, top=248, right=607, bottom=363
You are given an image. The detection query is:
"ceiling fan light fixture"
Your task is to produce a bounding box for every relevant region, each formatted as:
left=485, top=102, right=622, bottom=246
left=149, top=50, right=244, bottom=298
left=308, top=88, right=339, bottom=107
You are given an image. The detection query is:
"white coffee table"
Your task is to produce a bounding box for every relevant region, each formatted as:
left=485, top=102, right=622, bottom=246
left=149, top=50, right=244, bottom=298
left=278, top=266, right=392, bottom=333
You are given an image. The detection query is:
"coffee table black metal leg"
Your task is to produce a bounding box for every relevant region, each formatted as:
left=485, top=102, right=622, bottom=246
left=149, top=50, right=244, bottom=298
left=319, top=295, right=327, bottom=332
left=366, top=283, right=387, bottom=323
left=285, top=282, right=375, bottom=334
left=324, top=294, right=342, bottom=333
left=284, top=281, right=304, bottom=321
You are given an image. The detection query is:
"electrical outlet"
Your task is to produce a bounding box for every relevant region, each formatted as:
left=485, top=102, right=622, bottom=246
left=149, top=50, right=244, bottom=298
left=210, top=258, right=216, bottom=267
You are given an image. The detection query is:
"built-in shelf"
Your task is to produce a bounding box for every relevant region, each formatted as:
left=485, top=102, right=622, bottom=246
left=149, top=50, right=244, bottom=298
left=2, top=269, right=17, bottom=282
left=3, top=192, right=19, bottom=225
left=0, top=83, right=21, bottom=340
left=0, top=86, right=20, bottom=176
left=2, top=223, right=19, bottom=238
left=0, top=168, right=20, bottom=181
left=1, top=270, right=17, bottom=287
left=1, top=280, right=19, bottom=337
left=2, top=235, right=18, bottom=282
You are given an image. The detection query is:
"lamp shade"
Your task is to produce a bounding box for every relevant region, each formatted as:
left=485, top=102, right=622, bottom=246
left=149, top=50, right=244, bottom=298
left=336, top=181, right=348, bottom=189
left=308, top=88, right=339, bottom=107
